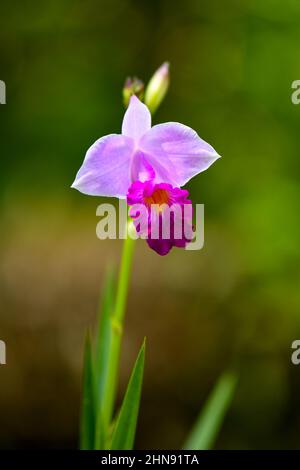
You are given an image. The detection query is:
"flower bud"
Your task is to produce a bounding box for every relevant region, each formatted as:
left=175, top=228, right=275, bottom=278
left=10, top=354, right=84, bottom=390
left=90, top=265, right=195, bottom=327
left=123, top=77, right=144, bottom=108
left=144, top=62, right=169, bottom=114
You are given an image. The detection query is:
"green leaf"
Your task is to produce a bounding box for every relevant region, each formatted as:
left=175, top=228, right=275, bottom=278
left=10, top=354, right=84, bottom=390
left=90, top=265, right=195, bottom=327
left=183, top=371, right=237, bottom=450
left=100, top=235, right=135, bottom=444
left=95, top=269, right=115, bottom=398
left=110, top=340, right=146, bottom=450
left=94, top=268, right=115, bottom=449
left=79, top=331, right=95, bottom=450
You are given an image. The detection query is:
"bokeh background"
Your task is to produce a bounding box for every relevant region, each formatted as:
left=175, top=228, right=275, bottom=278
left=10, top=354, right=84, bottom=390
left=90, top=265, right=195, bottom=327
left=1, top=0, right=300, bottom=449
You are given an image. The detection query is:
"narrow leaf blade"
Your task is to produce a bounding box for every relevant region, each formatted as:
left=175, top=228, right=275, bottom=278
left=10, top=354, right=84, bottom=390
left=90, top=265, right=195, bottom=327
left=79, top=331, right=95, bottom=450
left=95, top=268, right=115, bottom=396
left=110, top=340, right=146, bottom=450
left=94, top=268, right=115, bottom=449
left=183, top=371, right=237, bottom=450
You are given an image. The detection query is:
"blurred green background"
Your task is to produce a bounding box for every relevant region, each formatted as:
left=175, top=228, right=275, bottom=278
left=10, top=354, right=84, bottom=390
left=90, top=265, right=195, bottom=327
left=1, top=0, right=300, bottom=449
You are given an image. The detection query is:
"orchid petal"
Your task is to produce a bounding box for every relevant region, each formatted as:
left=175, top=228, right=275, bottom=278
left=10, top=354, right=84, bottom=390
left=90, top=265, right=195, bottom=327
left=131, top=151, right=156, bottom=182
left=71, top=134, right=134, bottom=198
left=140, top=122, right=221, bottom=186
left=122, top=95, right=151, bottom=141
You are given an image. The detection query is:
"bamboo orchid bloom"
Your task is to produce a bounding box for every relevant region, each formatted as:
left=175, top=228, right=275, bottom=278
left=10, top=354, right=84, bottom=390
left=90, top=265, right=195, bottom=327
left=72, top=95, right=220, bottom=254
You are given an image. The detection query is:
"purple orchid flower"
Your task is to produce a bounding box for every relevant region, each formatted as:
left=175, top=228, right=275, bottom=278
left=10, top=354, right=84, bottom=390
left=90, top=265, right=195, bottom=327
left=72, top=95, right=220, bottom=255
left=127, top=180, right=194, bottom=256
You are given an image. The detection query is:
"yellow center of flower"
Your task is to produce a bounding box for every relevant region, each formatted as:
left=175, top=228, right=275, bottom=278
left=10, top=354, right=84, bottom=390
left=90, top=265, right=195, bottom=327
left=144, top=189, right=170, bottom=211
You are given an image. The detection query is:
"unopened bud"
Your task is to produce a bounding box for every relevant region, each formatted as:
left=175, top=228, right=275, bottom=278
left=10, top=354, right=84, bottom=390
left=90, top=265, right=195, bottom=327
left=144, top=62, right=169, bottom=114
left=123, top=77, right=144, bottom=107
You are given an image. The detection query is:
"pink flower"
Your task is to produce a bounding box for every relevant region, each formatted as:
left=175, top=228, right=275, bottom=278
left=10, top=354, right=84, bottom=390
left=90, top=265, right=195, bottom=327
left=72, top=96, right=220, bottom=254
left=127, top=180, right=193, bottom=256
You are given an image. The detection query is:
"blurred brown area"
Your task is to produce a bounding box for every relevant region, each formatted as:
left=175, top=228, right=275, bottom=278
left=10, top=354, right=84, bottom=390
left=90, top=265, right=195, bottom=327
left=1, top=0, right=300, bottom=449
left=1, top=200, right=300, bottom=449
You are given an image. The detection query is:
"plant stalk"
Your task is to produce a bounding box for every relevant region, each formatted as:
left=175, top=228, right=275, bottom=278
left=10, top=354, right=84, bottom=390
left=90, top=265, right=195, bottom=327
left=101, top=230, right=135, bottom=447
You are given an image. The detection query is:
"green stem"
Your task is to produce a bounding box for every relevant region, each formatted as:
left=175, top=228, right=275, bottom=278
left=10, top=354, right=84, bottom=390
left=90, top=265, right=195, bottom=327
left=101, top=230, right=135, bottom=447
left=114, top=229, right=135, bottom=325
